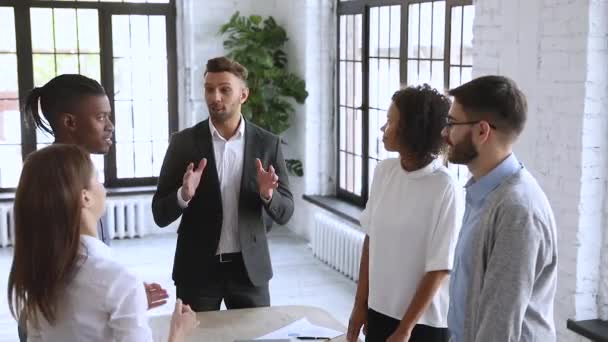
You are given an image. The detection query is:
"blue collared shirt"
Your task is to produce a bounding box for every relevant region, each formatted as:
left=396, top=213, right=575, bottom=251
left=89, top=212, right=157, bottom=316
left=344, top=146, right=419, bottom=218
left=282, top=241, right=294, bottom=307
left=448, top=153, right=523, bottom=342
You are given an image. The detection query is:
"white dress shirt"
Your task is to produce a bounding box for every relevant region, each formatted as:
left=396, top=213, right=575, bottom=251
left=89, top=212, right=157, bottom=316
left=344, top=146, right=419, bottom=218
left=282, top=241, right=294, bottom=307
left=27, top=235, right=152, bottom=342
left=178, top=116, right=245, bottom=254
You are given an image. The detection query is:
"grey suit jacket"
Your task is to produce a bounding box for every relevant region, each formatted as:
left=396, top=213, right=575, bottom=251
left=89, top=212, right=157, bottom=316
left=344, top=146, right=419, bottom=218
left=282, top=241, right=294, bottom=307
left=152, top=119, right=294, bottom=286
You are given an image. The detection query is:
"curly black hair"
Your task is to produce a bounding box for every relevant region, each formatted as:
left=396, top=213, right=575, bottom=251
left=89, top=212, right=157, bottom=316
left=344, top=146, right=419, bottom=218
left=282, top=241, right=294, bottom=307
left=391, top=84, right=451, bottom=160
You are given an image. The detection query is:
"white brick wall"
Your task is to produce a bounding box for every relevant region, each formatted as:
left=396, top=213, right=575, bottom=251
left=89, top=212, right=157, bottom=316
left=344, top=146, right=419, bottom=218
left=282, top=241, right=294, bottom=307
left=474, top=0, right=608, bottom=340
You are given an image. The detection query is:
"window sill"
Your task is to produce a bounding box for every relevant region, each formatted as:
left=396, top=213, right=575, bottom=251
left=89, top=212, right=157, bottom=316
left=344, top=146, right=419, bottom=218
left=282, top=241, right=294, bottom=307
left=302, top=195, right=363, bottom=226
left=0, top=186, right=156, bottom=203
left=567, top=319, right=608, bottom=342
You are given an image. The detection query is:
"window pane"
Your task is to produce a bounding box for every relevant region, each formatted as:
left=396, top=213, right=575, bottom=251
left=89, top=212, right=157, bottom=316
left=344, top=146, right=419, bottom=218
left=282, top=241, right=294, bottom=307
left=378, top=7, right=390, bottom=58
left=339, top=107, right=346, bottom=151
left=389, top=59, right=400, bottom=93
left=346, top=62, right=353, bottom=107
left=0, top=7, right=16, bottom=53
left=0, top=144, right=21, bottom=188
left=369, top=8, right=379, bottom=58
left=378, top=59, right=389, bottom=109
left=0, top=101, right=20, bottom=144
left=462, top=5, right=475, bottom=65
left=431, top=61, right=444, bottom=91
left=368, top=109, right=379, bottom=159
left=450, top=66, right=461, bottom=89
left=354, top=156, right=362, bottom=195
left=114, top=57, right=133, bottom=100
left=77, top=9, right=100, bottom=53
left=0, top=55, right=18, bottom=96
left=113, top=14, right=170, bottom=180
left=390, top=6, right=400, bottom=58
left=79, top=54, right=101, bottom=81
left=116, top=143, right=135, bottom=178
left=369, top=58, right=379, bottom=109
left=408, top=4, right=419, bottom=58
left=354, top=109, right=362, bottom=156
left=133, top=100, right=152, bottom=141
left=33, top=54, right=56, bottom=87
left=149, top=16, right=167, bottom=57
left=419, top=60, right=431, bottom=84
left=407, top=60, right=418, bottom=86
left=112, top=16, right=131, bottom=57
left=133, top=142, right=153, bottom=177
left=346, top=108, right=353, bottom=153
left=114, top=101, right=134, bottom=143
left=346, top=152, right=354, bottom=193
left=152, top=140, right=168, bottom=175
left=432, top=1, right=445, bottom=59
left=339, top=151, right=346, bottom=189
left=150, top=101, right=169, bottom=139
left=339, top=62, right=346, bottom=105
left=346, top=15, right=354, bottom=60
left=451, top=7, right=463, bottom=65
left=354, top=14, right=363, bottom=60
left=354, top=61, right=362, bottom=108
left=339, top=16, right=346, bottom=60
left=54, top=9, right=78, bottom=53
left=461, top=66, right=472, bottom=84
left=31, top=8, right=55, bottom=53
left=420, top=2, right=432, bottom=59
left=56, top=54, right=79, bottom=75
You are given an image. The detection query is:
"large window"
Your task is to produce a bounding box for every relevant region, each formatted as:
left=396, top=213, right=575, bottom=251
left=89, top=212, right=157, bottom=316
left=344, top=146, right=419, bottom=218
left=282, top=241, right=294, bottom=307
left=0, top=0, right=177, bottom=190
left=337, top=0, right=474, bottom=205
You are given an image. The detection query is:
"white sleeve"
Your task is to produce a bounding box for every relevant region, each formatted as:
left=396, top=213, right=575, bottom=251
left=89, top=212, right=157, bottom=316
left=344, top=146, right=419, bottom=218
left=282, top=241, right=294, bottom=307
left=176, top=186, right=190, bottom=208
left=106, top=272, right=153, bottom=342
left=359, top=161, right=385, bottom=236
left=425, top=182, right=464, bottom=272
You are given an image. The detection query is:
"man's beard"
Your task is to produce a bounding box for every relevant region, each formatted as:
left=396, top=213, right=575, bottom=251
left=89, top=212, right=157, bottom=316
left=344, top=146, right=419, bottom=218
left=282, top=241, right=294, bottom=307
left=208, top=104, right=236, bottom=123
left=447, top=131, right=479, bottom=165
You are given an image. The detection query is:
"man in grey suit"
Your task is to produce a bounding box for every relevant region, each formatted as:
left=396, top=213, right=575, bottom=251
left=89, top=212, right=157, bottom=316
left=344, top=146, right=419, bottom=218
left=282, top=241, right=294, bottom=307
left=152, top=56, right=294, bottom=311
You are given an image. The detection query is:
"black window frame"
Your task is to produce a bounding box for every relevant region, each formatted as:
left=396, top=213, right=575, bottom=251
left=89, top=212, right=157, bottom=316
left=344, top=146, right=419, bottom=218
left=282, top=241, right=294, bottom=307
left=0, top=0, right=178, bottom=192
left=336, top=0, right=473, bottom=206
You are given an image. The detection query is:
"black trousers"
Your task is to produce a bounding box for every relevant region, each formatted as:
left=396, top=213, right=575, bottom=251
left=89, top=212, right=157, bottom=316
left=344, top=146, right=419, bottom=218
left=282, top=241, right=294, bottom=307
left=176, top=253, right=270, bottom=312
left=365, top=308, right=449, bottom=342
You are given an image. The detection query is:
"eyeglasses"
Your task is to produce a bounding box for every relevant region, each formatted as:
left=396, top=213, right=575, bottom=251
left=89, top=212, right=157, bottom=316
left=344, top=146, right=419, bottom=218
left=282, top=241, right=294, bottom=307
left=444, top=120, right=497, bottom=130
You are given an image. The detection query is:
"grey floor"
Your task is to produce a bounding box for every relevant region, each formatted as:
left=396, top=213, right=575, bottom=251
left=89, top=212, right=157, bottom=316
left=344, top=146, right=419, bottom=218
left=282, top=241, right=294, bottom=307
left=0, top=228, right=356, bottom=342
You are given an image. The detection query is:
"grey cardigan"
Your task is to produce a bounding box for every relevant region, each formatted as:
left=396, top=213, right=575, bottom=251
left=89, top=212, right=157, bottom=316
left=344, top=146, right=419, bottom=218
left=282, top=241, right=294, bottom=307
left=463, top=168, right=558, bottom=342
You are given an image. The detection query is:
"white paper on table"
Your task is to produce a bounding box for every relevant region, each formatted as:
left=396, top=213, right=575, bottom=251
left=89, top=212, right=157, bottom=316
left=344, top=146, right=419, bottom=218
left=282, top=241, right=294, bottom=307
left=256, top=318, right=344, bottom=340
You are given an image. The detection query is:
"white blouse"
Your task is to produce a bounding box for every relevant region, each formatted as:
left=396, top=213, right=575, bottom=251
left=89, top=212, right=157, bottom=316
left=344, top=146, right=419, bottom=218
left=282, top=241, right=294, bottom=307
left=27, top=235, right=152, bottom=342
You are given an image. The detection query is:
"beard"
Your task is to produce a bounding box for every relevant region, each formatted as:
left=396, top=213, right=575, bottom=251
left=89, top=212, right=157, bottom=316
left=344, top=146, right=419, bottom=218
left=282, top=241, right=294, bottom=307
left=208, top=102, right=239, bottom=123
left=447, top=130, right=479, bottom=165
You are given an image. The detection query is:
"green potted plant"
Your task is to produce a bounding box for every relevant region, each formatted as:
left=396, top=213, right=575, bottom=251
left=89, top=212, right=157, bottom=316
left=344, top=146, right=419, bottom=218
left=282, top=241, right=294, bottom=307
left=219, top=12, right=308, bottom=176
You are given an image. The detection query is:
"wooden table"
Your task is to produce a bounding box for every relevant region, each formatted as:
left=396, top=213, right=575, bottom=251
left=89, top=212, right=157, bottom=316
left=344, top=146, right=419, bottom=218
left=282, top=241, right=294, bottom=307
left=149, top=305, right=349, bottom=342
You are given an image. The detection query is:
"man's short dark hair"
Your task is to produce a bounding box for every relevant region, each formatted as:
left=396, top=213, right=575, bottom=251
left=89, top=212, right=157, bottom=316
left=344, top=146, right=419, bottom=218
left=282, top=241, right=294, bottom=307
left=205, top=56, right=248, bottom=82
left=448, top=75, right=527, bottom=137
left=392, top=84, right=451, bottom=160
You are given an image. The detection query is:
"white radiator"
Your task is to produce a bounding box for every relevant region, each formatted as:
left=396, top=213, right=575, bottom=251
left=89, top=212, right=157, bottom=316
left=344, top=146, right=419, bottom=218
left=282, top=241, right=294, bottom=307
left=103, top=198, right=150, bottom=239
left=312, top=212, right=365, bottom=281
left=0, top=198, right=150, bottom=247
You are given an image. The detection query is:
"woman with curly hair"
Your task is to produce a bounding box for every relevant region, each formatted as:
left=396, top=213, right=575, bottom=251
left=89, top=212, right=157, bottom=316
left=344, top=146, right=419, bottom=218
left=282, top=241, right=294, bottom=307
left=346, top=85, right=464, bottom=342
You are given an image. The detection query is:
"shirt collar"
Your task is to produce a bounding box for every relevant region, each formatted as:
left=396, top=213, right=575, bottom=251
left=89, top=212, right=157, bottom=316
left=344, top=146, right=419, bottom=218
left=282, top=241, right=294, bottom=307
left=209, top=115, right=245, bottom=141
left=80, top=234, right=112, bottom=260
left=465, top=153, right=522, bottom=204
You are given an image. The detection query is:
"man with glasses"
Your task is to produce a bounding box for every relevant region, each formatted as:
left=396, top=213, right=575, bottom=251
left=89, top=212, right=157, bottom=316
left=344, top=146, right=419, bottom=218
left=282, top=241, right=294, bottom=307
left=443, top=75, right=557, bottom=342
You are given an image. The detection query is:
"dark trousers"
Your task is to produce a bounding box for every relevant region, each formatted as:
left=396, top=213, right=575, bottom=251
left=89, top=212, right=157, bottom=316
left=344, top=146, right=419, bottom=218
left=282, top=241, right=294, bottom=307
left=366, top=308, right=449, bottom=342
left=176, top=253, right=270, bottom=312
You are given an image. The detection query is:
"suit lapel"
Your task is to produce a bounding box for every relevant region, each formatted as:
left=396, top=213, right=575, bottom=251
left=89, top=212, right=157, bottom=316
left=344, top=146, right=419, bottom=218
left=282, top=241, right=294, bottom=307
left=240, top=120, right=257, bottom=200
